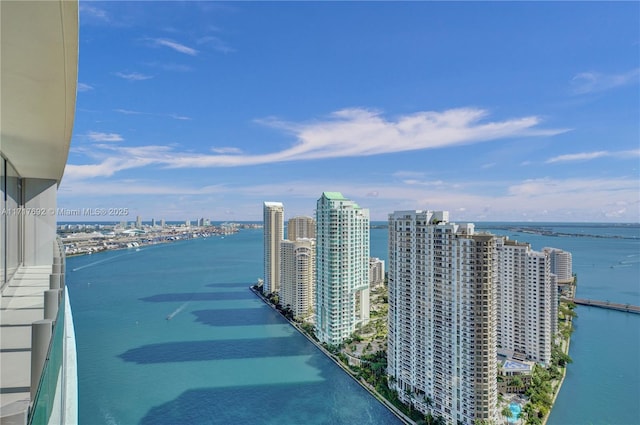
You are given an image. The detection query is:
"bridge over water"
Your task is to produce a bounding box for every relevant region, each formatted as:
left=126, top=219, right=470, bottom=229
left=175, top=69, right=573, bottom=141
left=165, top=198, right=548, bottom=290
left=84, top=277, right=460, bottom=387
left=563, top=297, right=640, bottom=314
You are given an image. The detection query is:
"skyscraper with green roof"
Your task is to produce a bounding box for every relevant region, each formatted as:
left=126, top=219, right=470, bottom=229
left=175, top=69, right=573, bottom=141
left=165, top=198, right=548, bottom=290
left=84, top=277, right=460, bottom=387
left=315, top=192, right=370, bottom=345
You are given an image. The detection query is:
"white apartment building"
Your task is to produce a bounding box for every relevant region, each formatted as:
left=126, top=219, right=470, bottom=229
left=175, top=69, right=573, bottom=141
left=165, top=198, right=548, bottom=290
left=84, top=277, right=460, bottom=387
left=287, top=216, right=316, bottom=241
left=263, top=202, right=284, bottom=294
left=496, top=238, right=554, bottom=365
left=543, top=247, right=573, bottom=284
left=280, top=238, right=316, bottom=319
left=369, top=257, right=385, bottom=287
left=315, top=192, right=370, bottom=345
left=387, top=211, right=499, bottom=425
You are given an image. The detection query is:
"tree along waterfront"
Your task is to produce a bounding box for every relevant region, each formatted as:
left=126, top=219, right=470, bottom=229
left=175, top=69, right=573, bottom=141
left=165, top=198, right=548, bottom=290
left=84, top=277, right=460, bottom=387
left=255, top=277, right=577, bottom=425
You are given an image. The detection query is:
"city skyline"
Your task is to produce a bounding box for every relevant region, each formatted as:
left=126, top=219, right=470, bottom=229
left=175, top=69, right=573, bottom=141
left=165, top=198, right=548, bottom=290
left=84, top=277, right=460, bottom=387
left=60, top=2, right=639, bottom=222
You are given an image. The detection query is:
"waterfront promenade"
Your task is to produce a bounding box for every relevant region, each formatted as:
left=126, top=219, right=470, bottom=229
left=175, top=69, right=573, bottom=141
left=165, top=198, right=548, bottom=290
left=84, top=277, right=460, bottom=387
left=562, top=297, right=640, bottom=314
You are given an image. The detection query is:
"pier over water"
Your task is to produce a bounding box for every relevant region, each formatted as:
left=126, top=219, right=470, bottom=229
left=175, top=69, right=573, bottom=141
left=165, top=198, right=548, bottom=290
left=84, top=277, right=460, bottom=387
left=563, top=297, right=640, bottom=314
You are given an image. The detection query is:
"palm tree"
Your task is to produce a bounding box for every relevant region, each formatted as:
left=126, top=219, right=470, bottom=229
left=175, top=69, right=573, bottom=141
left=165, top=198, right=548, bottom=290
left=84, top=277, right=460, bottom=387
left=424, top=394, right=434, bottom=410
left=501, top=405, right=513, bottom=425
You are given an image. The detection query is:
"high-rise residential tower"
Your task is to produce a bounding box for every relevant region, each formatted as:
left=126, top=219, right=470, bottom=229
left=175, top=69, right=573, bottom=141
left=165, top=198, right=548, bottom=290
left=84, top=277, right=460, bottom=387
left=263, top=202, right=284, bottom=294
left=287, top=216, right=316, bottom=241
left=315, top=192, right=370, bottom=345
left=369, top=257, right=385, bottom=287
left=280, top=238, right=316, bottom=319
left=496, top=238, right=554, bottom=365
left=387, top=210, right=499, bottom=425
left=543, top=247, right=573, bottom=284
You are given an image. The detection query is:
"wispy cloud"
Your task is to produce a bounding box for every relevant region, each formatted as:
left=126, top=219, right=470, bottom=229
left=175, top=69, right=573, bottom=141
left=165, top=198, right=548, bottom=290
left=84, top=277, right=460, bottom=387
left=79, top=4, right=109, bottom=22
left=113, top=108, right=191, bottom=121
left=571, top=68, right=640, bottom=95
left=115, top=72, right=153, bottom=81
left=151, top=38, right=198, bottom=56
left=169, top=114, right=192, bottom=121
left=86, top=132, right=124, bottom=143
left=77, top=83, right=94, bottom=92
left=546, top=149, right=640, bottom=164
left=197, top=36, right=235, bottom=53
left=402, top=179, right=446, bottom=187
left=392, top=171, right=426, bottom=179
left=66, top=107, right=568, bottom=178
left=58, top=176, right=640, bottom=222
left=114, top=109, right=144, bottom=115
left=64, top=145, right=171, bottom=179
left=211, top=147, right=243, bottom=154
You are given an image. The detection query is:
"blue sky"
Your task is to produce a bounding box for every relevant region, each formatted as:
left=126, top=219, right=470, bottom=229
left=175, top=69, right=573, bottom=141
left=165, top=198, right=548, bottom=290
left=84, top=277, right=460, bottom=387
left=60, top=1, right=640, bottom=223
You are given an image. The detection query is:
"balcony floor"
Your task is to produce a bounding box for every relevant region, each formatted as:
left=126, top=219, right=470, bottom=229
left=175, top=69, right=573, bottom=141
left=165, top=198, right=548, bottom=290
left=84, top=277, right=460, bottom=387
left=0, top=266, right=51, bottom=418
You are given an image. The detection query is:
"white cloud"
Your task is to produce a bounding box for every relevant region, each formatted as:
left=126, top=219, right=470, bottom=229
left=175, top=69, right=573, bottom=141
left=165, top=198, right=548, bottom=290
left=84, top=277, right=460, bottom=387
left=546, top=149, right=640, bottom=163
left=392, top=171, right=426, bottom=179
left=571, top=68, right=640, bottom=95
left=152, top=38, right=198, bottom=56
left=403, top=179, right=445, bottom=187
left=114, top=109, right=144, bottom=115
left=66, top=107, right=567, bottom=178
left=167, top=107, right=567, bottom=168
left=113, top=109, right=190, bottom=120
left=86, top=132, right=124, bottom=143
left=77, top=83, right=94, bottom=92
left=169, top=114, right=192, bottom=121
left=211, top=147, right=243, bottom=154
left=79, top=5, right=109, bottom=22
left=507, top=177, right=638, bottom=197
left=115, top=72, right=153, bottom=81
left=58, top=175, right=640, bottom=222
left=197, top=36, right=235, bottom=53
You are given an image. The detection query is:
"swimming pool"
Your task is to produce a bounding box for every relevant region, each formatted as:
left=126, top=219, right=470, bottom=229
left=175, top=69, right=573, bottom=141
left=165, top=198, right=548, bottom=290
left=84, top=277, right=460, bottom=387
left=508, top=402, right=522, bottom=423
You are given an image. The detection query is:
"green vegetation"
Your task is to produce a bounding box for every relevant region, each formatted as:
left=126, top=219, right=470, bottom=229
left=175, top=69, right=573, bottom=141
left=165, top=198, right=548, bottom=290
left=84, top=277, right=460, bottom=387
left=501, top=405, right=513, bottom=425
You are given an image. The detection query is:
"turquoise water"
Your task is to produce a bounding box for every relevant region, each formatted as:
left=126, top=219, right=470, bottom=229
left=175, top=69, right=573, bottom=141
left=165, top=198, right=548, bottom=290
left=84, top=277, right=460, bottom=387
left=67, top=232, right=401, bottom=424
left=508, top=402, right=521, bottom=423
left=68, top=223, right=640, bottom=424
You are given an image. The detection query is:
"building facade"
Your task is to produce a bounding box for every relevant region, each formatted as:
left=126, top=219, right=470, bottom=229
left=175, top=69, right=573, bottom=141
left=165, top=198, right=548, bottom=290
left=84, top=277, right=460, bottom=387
left=280, top=238, right=316, bottom=319
left=387, top=210, right=499, bottom=425
left=496, top=238, right=554, bottom=365
left=1, top=1, right=79, bottom=422
left=263, top=202, right=284, bottom=294
left=287, top=216, right=316, bottom=241
left=315, top=192, right=370, bottom=345
left=369, top=257, right=385, bottom=287
left=543, top=247, right=573, bottom=284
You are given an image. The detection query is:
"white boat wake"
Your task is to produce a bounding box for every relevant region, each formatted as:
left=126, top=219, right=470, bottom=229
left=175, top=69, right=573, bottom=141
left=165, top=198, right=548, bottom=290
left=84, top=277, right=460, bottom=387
left=72, top=252, right=132, bottom=271
left=166, top=302, right=190, bottom=320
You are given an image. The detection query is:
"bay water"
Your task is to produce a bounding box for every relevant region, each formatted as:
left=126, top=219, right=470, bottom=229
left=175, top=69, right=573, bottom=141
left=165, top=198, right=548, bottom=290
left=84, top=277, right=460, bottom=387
left=67, top=230, right=401, bottom=425
left=68, top=222, right=639, bottom=424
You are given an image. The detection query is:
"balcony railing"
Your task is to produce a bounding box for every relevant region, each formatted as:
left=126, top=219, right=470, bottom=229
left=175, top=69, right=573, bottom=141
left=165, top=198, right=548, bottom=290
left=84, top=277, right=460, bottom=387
left=28, top=238, right=77, bottom=425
